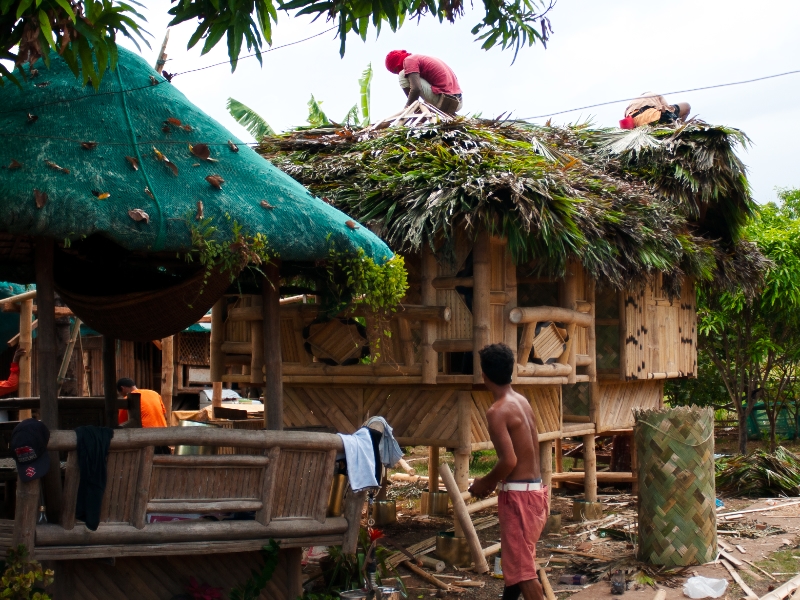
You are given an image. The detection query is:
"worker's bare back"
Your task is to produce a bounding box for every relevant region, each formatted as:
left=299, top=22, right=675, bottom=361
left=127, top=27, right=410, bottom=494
left=487, top=388, right=540, bottom=482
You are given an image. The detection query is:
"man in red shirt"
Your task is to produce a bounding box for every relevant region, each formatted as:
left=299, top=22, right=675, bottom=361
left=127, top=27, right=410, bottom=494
left=385, top=50, right=463, bottom=115
left=0, top=347, right=26, bottom=398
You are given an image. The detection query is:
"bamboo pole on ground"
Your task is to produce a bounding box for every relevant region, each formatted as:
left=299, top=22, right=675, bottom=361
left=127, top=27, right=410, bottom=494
left=537, top=567, right=557, bottom=600
left=439, top=463, right=489, bottom=574
left=18, top=298, right=33, bottom=419
left=472, top=231, right=491, bottom=384
left=583, top=433, right=597, bottom=502
left=720, top=559, right=757, bottom=600
left=421, top=246, right=438, bottom=385
left=161, top=335, right=174, bottom=423
left=35, top=237, right=62, bottom=522
left=210, top=298, right=225, bottom=408
left=455, top=391, right=472, bottom=493
left=759, top=573, right=800, bottom=600
left=262, top=261, right=283, bottom=430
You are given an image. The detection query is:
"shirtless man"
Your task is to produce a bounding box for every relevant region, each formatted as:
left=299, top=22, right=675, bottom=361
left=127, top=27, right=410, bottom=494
left=469, top=343, right=547, bottom=600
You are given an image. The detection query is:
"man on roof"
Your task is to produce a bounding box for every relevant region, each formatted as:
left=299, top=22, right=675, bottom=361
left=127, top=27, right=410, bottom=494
left=0, top=347, right=25, bottom=398
left=385, top=50, right=463, bottom=115
left=625, top=92, right=690, bottom=128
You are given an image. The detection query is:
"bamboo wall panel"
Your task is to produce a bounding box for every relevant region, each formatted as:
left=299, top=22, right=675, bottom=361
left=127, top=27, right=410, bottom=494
left=283, top=387, right=362, bottom=432
left=281, top=319, right=300, bottom=363
left=149, top=465, right=263, bottom=500
left=596, top=380, right=663, bottom=432
left=273, top=450, right=328, bottom=518
left=623, top=284, right=647, bottom=380
left=436, top=290, right=473, bottom=340
left=470, top=386, right=560, bottom=444
left=680, top=280, right=697, bottom=377
left=363, top=387, right=460, bottom=443
left=99, top=450, right=141, bottom=524
left=54, top=550, right=290, bottom=599
left=490, top=240, right=508, bottom=345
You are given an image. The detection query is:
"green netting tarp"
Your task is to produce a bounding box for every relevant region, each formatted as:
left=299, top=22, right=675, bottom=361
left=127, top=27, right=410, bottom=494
left=0, top=48, right=391, bottom=265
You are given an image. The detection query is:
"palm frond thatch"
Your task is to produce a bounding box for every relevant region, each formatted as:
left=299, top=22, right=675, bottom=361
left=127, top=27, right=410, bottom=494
left=226, top=97, right=275, bottom=141
left=716, top=447, right=800, bottom=497
left=259, top=119, right=765, bottom=296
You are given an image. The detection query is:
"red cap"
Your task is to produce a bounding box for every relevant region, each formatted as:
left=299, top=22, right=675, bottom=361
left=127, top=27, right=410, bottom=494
left=385, top=50, right=410, bottom=74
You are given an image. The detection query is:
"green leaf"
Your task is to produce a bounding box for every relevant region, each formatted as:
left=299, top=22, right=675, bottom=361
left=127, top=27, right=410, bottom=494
left=15, top=0, right=33, bottom=18
left=358, top=62, right=372, bottom=126
left=226, top=97, right=275, bottom=140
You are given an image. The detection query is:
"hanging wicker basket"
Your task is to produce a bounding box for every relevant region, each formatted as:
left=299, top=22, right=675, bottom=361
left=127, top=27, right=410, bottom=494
left=634, top=406, right=716, bottom=566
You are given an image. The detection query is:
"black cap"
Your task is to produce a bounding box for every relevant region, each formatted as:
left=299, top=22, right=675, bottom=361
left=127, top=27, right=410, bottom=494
left=11, top=419, right=50, bottom=482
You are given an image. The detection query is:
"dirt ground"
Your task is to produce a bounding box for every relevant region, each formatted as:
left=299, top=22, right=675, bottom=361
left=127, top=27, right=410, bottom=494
left=304, top=490, right=800, bottom=600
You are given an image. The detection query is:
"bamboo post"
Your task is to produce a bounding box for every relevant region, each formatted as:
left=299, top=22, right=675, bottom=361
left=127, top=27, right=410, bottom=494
left=504, top=248, right=518, bottom=381
left=562, top=261, right=578, bottom=384
left=286, top=547, right=303, bottom=599
left=439, top=463, right=489, bottom=573
left=618, top=288, right=627, bottom=381
left=428, top=446, right=440, bottom=493
left=454, top=391, right=472, bottom=492
left=342, top=488, right=367, bottom=554
left=56, top=317, right=81, bottom=395
left=34, top=237, right=61, bottom=523
left=583, top=433, right=597, bottom=502
left=210, top=298, right=226, bottom=407
left=12, top=479, right=38, bottom=552
left=587, top=277, right=597, bottom=383
left=262, top=261, right=283, bottom=430
left=18, top=298, right=33, bottom=419
left=630, top=432, right=639, bottom=496
left=102, top=336, right=118, bottom=427
left=421, top=246, right=438, bottom=384
left=161, top=335, right=174, bottom=422
left=472, top=231, right=491, bottom=384
left=250, top=296, right=265, bottom=386
left=539, top=440, right=553, bottom=510
left=153, top=29, right=169, bottom=74
left=554, top=438, right=563, bottom=488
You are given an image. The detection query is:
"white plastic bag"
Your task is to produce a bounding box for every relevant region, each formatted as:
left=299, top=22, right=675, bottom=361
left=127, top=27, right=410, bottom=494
left=683, top=576, right=728, bottom=598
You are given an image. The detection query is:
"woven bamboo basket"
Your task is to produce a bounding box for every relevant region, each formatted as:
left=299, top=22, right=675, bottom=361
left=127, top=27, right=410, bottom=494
left=634, top=406, right=716, bottom=566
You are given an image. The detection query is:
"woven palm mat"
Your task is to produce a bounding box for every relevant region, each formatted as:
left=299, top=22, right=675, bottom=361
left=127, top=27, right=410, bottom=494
left=634, top=406, right=716, bottom=566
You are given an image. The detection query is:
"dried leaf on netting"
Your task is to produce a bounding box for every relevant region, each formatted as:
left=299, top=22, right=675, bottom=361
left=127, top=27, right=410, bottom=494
left=196, top=201, right=204, bottom=221
left=128, top=209, right=150, bottom=223
left=45, top=160, right=69, bottom=174
left=81, top=142, right=98, bottom=150
left=346, top=220, right=359, bottom=229
left=92, top=190, right=110, bottom=200
left=26, top=113, right=37, bottom=124
left=228, top=140, right=239, bottom=153
left=189, top=143, right=211, bottom=161
left=260, top=200, right=274, bottom=209
left=206, top=175, right=224, bottom=190
left=33, top=189, right=47, bottom=209
left=8, top=160, right=22, bottom=170
left=149, top=75, right=158, bottom=85
left=153, top=147, right=178, bottom=176
left=144, top=187, right=154, bottom=199
left=34, top=81, right=49, bottom=88
left=167, top=118, right=182, bottom=126
left=126, top=156, right=140, bottom=171
left=182, top=124, right=193, bottom=132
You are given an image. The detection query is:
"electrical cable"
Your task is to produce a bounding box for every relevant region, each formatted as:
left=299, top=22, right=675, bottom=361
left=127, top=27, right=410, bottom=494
left=518, top=68, right=800, bottom=121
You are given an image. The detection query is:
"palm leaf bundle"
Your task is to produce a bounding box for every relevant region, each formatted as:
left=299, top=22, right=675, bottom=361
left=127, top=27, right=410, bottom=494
left=716, top=447, right=800, bottom=497
left=259, top=118, right=766, bottom=296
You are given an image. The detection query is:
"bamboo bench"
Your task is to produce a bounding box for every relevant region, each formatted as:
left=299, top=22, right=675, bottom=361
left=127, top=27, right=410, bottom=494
left=12, top=428, right=364, bottom=598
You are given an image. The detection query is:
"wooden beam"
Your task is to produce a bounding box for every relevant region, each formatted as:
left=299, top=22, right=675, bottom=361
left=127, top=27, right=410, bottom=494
left=12, top=480, right=38, bottom=552
left=18, top=298, right=33, bottom=419
left=0, top=290, right=37, bottom=307
left=432, top=339, right=473, bottom=353
left=509, top=306, right=593, bottom=327
left=35, top=237, right=62, bottom=523
left=263, top=262, right=282, bottom=430
left=57, top=317, right=81, bottom=395
left=431, top=276, right=474, bottom=289
left=472, top=231, right=491, bottom=383
left=161, top=335, right=174, bottom=422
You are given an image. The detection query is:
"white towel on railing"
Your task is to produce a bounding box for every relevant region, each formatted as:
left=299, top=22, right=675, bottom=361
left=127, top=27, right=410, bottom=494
left=338, top=428, right=379, bottom=492
left=365, top=416, right=403, bottom=468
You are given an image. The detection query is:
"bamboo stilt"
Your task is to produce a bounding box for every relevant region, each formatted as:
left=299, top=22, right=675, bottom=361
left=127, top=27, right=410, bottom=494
left=161, top=335, right=174, bottom=422
left=472, top=231, right=491, bottom=383
left=263, top=262, right=283, bottom=430
left=504, top=247, right=518, bottom=382
left=428, top=446, right=440, bottom=492
left=210, top=298, right=225, bottom=406
left=630, top=432, right=639, bottom=495
left=562, top=261, right=578, bottom=384
left=455, top=391, right=472, bottom=492
left=18, top=298, right=32, bottom=419
left=554, top=438, right=563, bottom=488
left=583, top=433, right=597, bottom=502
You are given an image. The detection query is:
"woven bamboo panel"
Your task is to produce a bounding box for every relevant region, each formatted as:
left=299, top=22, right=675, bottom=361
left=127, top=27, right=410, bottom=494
left=680, top=279, right=697, bottom=376
left=532, top=323, right=566, bottom=363
left=55, top=550, right=291, bottom=599
left=623, top=284, right=646, bottom=380
left=471, top=386, right=560, bottom=444
left=177, top=332, right=210, bottom=366
left=281, top=318, right=300, bottom=362
left=597, top=381, right=663, bottom=432
left=283, top=387, right=363, bottom=433
left=436, top=289, right=473, bottom=339
left=635, top=406, right=716, bottom=566
left=306, top=320, right=368, bottom=364
left=99, top=450, right=141, bottom=524
left=364, top=387, right=460, bottom=443
left=149, top=463, right=263, bottom=500
left=273, top=450, right=329, bottom=518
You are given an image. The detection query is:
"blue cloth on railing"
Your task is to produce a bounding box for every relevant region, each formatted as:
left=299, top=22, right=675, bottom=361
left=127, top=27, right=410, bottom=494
left=338, top=427, right=381, bottom=492
left=75, top=426, right=114, bottom=531
left=364, top=416, right=403, bottom=468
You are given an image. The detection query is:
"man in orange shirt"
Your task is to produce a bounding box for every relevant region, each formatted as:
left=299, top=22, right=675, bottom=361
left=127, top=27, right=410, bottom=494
left=0, top=347, right=26, bottom=398
left=116, top=377, right=167, bottom=428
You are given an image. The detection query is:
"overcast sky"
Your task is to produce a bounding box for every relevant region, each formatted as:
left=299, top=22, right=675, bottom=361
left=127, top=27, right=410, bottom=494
left=119, top=0, right=800, bottom=204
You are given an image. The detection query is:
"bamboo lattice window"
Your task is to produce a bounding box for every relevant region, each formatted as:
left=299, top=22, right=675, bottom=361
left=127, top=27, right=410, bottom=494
left=178, top=333, right=210, bottom=366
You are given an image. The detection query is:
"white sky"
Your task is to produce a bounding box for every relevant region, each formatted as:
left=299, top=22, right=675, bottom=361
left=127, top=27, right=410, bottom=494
left=119, top=0, right=800, bottom=204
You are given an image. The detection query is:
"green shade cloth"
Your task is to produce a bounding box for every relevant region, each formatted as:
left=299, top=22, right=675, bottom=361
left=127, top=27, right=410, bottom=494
left=0, top=48, right=391, bottom=265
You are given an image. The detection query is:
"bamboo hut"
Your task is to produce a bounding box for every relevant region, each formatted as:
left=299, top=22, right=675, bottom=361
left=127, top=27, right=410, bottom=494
left=208, top=113, right=768, bottom=502
left=0, top=48, right=392, bottom=598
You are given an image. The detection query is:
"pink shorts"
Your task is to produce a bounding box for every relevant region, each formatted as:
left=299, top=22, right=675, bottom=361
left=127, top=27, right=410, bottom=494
left=498, top=486, right=548, bottom=586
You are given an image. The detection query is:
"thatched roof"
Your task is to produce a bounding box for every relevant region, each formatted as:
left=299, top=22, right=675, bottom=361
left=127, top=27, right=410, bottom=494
left=259, top=119, right=767, bottom=296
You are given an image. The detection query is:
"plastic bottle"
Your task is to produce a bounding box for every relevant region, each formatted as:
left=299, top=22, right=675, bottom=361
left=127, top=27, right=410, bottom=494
left=558, top=574, right=588, bottom=585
